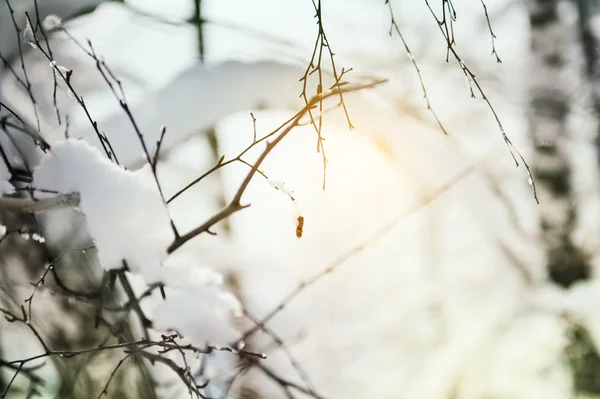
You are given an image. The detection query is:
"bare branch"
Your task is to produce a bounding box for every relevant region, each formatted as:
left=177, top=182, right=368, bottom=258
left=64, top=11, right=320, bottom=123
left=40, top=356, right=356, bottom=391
left=0, top=192, right=79, bottom=213
left=167, top=79, right=386, bottom=253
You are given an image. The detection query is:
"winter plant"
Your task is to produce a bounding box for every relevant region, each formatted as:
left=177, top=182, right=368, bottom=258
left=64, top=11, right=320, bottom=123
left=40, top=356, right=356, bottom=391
left=4, top=1, right=600, bottom=399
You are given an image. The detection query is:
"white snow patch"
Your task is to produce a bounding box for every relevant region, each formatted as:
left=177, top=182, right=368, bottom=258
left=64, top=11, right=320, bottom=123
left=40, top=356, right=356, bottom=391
left=0, top=157, right=14, bottom=195
left=32, top=139, right=174, bottom=282
left=153, top=284, right=242, bottom=346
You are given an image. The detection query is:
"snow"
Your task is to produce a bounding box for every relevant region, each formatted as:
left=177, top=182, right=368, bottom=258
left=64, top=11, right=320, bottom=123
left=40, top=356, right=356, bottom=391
left=31, top=138, right=243, bottom=351
left=0, top=158, right=14, bottom=195
left=0, top=0, right=106, bottom=58
left=42, top=14, right=62, bottom=31
left=152, top=284, right=242, bottom=346
left=5, top=0, right=600, bottom=398
left=32, top=139, right=174, bottom=281
left=22, top=18, right=35, bottom=47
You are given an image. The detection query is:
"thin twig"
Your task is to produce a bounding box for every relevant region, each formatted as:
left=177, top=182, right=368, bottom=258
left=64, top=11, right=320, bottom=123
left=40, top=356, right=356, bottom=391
left=0, top=192, right=79, bottom=213
left=385, top=0, right=448, bottom=135
left=240, top=161, right=478, bottom=339
left=423, top=0, right=538, bottom=202
left=167, top=79, right=386, bottom=253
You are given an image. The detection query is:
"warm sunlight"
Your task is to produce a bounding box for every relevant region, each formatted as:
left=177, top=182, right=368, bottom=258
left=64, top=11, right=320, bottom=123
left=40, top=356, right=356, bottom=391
left=2, top=0, right=600, bottom=398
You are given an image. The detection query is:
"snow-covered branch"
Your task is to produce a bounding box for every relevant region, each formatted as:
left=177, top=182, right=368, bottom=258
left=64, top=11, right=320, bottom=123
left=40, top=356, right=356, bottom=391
left=0, top=192, right=78, bottom=212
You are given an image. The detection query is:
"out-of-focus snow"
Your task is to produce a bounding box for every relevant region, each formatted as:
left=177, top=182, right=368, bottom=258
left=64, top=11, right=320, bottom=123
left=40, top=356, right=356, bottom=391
left=31, top=138, right=244, bottom=349
left=63, top=60, right=305, bottom=168
left=0, top=0, right=106, bottom=59
left=205, top=108, right=566, bottom=399
left=0, top=324, right=61, bottom=397
left=5, top=0, right=600, bottom=398
left=152, top=284, right=242, bottom=346
left=0, top=157, right=14, bottom=195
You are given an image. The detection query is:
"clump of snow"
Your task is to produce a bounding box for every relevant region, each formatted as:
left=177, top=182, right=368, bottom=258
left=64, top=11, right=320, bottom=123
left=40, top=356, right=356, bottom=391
left=32, top=232, right=45, bottom=243
left=42, top=14, right=62, bottom=31
left=22, top=18, right=36, bottom=48
left=32, top=139, right=243, bottom=347
left=153, top=283, right=242, bottom=346
left=0, top=159, right=14, bottom=196
left=151, top=254, right=243, bottom=346
left=0, top=181, right=14, bottom=195
left=20, top=232, right=46, bottom=243
left=160, top=255, right=225, bottom=288
left=33, top=139, right=175, bottom=282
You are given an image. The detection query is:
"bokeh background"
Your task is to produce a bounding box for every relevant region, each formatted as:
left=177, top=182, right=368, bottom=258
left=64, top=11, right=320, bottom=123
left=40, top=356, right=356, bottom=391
left=3, top=0, right=600, bottom=398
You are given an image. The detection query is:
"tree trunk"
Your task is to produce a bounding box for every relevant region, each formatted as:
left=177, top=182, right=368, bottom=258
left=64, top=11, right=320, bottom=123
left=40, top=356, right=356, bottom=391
left=528, top=0, right=600, bottom=394
left=528, top=0, right=588, bottom=287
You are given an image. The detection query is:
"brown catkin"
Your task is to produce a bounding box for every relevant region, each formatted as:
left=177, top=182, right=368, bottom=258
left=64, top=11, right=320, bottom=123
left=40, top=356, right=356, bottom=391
left=296, top=215, right=304, bottom=238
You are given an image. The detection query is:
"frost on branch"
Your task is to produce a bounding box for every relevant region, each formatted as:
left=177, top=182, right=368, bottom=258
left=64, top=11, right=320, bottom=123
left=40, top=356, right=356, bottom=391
left=33, top=139, right=174, bottom=282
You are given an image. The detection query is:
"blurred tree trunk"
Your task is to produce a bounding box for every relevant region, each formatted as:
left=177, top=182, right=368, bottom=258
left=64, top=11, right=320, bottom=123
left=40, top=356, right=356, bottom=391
left=575, top=0, right=600, bottom=393
left=528, top=0, right=588, bottom=287
left=528, top=0, right=600, bottom=394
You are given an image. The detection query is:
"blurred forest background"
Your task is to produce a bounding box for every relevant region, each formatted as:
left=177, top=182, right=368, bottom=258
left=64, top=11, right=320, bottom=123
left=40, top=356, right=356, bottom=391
left=3, top=0, right=600, bottom=398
